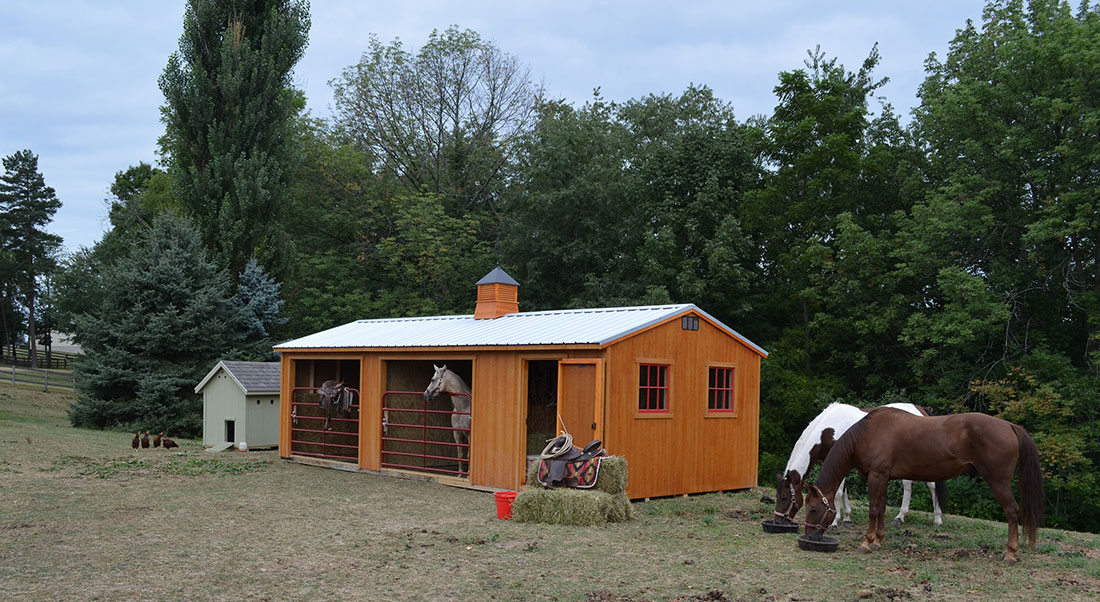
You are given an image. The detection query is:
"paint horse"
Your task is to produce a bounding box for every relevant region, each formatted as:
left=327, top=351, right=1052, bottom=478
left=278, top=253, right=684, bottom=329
left=804, top=408, right=1044, bottom=564
left=774, top=402, right=944, bottom=528
left=317, top=380, right=355, bottom=431
left=423, top=365, right=472, bottom=475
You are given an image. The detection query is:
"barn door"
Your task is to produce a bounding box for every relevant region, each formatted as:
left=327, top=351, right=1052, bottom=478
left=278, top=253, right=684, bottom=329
left=556, top=359, right=604, bottom=445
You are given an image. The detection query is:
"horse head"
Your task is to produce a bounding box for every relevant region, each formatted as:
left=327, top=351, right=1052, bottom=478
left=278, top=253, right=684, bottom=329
left=802, top=482, right=837, bottom=540
left=424, top=364, right=447, bottom=401
left=773, top=470, right=804, bottom=523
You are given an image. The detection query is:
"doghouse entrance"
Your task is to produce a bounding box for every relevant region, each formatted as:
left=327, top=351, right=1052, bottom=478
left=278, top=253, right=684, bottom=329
left=382, top=360, right=472, bottom=478
left=289, top=359, right=361, bottom=463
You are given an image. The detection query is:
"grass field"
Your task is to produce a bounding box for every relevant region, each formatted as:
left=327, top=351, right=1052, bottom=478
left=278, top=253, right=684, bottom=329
left=1, top=383, right=1098, bottom=601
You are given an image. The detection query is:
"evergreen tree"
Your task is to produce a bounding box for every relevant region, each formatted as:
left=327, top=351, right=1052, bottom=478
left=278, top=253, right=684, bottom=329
left=0, top=149, right=63, bottom=368
left=228, top=258, right=287, bottom=359
left=159, top=0, right=310, bottom=276
left=68, top=214, right=234, bottom=435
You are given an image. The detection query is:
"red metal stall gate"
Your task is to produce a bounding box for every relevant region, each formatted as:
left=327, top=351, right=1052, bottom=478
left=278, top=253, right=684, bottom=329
left=290, top=386, right=360, bottom=463
left=382, top=390, right=470, bottom=477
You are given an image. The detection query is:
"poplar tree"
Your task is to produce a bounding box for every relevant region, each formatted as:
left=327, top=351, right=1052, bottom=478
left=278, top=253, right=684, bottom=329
left=159, top=0, right=310, bottom=276
left=0, top=149, right=62, bottom=368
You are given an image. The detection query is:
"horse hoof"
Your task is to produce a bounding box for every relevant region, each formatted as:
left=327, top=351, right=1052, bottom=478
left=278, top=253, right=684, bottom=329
left=1002, top=556, right=1017, bottom=566
left=869, top=543, right=880, bottom=551
left=857, top=545, right=872, bottom=555
left=842, top=520, right=853, bottom=527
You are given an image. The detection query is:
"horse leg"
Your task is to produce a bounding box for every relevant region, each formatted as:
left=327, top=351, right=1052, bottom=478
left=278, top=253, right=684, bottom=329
left=928, top=481, right=944, bottom=526
left=988, top=479, right=1021, bottom=564
left=861, top=475, right=888, bottom=553
left=830, top=479, right=845, bottom=528
left=893, top=479, right=913, bottom=524
left=841, top=483, right=853, bottom=526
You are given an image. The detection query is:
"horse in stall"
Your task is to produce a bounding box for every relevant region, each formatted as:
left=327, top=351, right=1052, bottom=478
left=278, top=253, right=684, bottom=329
left=774, top=402, right=945, bottom=528
left=317, top=380, right=355, bottom=431
left=803, top=407, right=1044, bottom=564
left=423, top=364, right=472, bottom=475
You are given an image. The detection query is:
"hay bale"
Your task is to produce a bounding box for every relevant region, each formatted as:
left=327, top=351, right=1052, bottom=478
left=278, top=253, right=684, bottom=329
left=525, top=455, right=628, bottom=495
left=511, top=487, right=634, bottom=525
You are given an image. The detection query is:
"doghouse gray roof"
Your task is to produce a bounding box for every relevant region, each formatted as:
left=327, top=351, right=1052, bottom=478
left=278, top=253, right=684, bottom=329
left=195, top=360, right=281, bottom=395
left=274, top=304, right=767, bottom=356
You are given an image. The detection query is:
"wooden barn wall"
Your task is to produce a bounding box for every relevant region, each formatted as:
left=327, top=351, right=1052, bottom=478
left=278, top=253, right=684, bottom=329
left=601, top=318, right=761, bottom=499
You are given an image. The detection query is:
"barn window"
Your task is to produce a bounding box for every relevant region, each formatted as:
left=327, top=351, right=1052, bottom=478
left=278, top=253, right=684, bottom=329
left=638, top=364, right=669, bottom=412
left=708, top=367, right=735, bottom=413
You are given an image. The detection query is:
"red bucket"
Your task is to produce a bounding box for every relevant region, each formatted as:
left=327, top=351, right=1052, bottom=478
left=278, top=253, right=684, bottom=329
left=494, top=491, right=517, bottom=519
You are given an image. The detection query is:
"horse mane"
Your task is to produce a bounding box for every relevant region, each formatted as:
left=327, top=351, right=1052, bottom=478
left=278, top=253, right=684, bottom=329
left=814, top=408, right=877, bottom=492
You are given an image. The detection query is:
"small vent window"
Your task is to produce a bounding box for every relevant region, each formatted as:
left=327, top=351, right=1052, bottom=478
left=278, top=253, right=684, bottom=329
left=681, top=315, right=699, bottom=331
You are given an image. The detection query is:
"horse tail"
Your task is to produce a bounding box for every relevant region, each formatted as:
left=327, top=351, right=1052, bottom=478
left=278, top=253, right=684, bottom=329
left=1013, top=424, right=1044, bottom=550
left=934, top=480, right=947, bottom=514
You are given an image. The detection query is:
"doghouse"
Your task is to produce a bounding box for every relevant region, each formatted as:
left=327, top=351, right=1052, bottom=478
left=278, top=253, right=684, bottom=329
left=196, top=360, right=281, bottom=449
left=274, top=268, right=767, bottom=498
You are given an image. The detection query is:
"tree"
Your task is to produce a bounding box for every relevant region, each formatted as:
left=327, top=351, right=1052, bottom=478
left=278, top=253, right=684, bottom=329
left=0, top=149, right=63, bottom=368
left=228, top=258, right=287, bottom=359
left=907, top=0, right=1100, bottom=530
left=331, top=26, right=541, bottom=218
left=68, top=214, right=235, bottom=435
left=159, top=0, right=310, bottom=276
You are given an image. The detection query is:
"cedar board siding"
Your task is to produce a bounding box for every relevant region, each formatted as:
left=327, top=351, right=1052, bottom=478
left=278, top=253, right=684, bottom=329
left=601, top=316, right=760, bottom=499
left=276, top=317, right=761, bottom=498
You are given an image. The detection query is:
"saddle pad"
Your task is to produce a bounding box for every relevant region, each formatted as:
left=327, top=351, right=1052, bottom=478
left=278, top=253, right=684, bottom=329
left=536, top=456, right=602, bottom=489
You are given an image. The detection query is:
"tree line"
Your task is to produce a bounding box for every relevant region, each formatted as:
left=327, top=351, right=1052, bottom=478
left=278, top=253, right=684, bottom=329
left=3, top=0, right=1097, bottom=531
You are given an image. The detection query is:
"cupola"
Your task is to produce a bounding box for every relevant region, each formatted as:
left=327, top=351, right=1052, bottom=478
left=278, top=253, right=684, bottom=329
left=474, top=266, right=520, bottom=319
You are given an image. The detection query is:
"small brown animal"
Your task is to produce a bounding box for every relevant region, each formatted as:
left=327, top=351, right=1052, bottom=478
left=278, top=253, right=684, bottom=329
left=141, top=431, right=150, bottom=448
left=153, top=432, right=162, bottom=448
left=162, top=437, right=179, bottom=450
left=132, top=432, right=140, bottom=449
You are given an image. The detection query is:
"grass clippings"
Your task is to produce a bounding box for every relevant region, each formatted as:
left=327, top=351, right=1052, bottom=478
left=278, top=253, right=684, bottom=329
left=2, top=382, right=1100, bottom=601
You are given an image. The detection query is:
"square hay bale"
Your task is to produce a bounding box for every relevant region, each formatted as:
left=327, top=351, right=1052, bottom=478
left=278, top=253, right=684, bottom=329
left=511, top=487, right=634, bottom=525
left=526, top=455, right=628, bottom=496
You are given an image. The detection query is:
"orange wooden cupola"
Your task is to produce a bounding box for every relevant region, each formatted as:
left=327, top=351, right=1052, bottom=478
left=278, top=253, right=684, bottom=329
left=474, top=266, right=520, bottom=319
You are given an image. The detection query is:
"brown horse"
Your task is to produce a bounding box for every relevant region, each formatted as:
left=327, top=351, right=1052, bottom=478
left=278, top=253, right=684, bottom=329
left=803, top=407, right=1043, bottom=564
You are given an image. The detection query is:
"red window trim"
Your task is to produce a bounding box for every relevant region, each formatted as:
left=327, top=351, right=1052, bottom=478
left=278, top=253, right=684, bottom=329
left=707, top=366, right=736, bottom=414
left=638, top=363, right=669, bottom=413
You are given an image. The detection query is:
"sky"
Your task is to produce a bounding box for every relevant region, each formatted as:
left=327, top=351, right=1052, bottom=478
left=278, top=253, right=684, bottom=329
left=0, top=1, right=988, bottom=256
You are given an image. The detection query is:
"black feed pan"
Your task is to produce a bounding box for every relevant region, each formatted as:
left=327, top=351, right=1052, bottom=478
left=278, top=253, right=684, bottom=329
left=761, top=519, right=800, bottom=534
left=797, top=535, right=839, bottom=552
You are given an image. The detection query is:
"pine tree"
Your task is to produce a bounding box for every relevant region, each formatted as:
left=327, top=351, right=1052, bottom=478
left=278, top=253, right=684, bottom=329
left=0, top=149, right=63, bottom=368
left=158, top=0, right=310, bottom=276
left=68, top=214, right=233, bottom=435
left=228, top=258, right=287, bottom=360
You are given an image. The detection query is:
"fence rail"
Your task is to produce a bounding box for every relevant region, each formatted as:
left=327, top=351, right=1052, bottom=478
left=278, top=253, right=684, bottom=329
left=0, top=346, right=78, bottom=370
left=5, top=365, right=75, bottom=392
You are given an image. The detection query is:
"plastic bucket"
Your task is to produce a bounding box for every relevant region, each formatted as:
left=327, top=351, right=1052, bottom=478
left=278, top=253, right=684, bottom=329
left=494, top=491, right=517, bottom=519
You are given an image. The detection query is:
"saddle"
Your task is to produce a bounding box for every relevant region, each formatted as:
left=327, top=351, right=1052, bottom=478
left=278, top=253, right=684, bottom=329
left=318, top=382, right=354, bottom=414
left=536, top=436, right=607, bottom=488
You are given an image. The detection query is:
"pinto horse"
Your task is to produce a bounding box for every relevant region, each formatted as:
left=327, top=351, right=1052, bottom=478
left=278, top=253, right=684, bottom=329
left=803, top=408, right=1044, bottom=564
left=423, top=365, right=472, bottom=475
left=774, top=402, right=945, bottom=528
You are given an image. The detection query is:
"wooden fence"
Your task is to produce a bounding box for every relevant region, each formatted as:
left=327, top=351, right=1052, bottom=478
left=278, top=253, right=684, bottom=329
left=0, top=346, right=79, bottom=370
left=5, top=365, right=75, bottom=392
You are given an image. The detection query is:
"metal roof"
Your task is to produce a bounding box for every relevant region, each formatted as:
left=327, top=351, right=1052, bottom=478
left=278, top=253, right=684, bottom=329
left=195, top=360, right=281, bottom=395
left=274, top=304, right=768, bottom=357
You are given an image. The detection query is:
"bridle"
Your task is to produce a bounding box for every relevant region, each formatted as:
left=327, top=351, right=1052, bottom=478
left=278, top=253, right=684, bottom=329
left=773, top=479, right=798, bottom=521
left=802, top=491, right=837, bottom=533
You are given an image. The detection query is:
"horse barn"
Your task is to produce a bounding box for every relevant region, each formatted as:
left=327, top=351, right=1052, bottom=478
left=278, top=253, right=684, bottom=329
left=274, top=268, right=767, bottom=499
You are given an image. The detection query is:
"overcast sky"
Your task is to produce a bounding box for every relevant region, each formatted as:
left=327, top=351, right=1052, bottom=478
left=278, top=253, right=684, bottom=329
left=0, top=1, right=987, bottom=256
